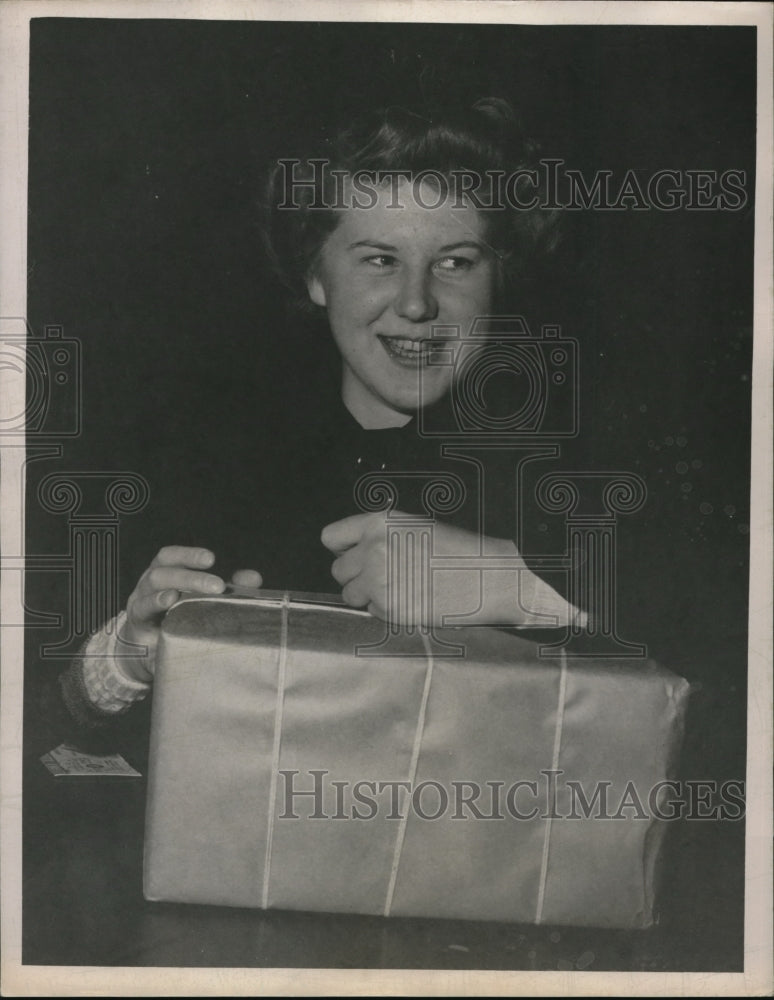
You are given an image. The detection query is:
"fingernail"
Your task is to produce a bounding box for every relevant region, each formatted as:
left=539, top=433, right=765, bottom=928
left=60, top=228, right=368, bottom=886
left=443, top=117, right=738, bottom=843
left=204, top=576, right=223, bottom=593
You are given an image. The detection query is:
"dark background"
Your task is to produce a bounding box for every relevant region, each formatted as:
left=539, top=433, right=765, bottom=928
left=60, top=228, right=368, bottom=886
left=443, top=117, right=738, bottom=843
left=23, top=18, right=754, bottom=970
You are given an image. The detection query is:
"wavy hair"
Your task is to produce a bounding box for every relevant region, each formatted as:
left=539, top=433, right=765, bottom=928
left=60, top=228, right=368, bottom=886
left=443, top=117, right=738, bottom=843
left=261, top=98, right=560, bottom=311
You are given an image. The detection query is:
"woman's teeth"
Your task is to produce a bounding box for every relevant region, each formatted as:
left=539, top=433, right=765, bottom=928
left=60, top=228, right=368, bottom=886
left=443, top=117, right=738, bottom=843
left=381, top=336, right=433, bottom=360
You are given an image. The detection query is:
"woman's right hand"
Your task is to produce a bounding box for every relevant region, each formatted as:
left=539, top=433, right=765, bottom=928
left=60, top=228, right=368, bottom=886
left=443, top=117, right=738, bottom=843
left=116, top=546, right=261, bottom=683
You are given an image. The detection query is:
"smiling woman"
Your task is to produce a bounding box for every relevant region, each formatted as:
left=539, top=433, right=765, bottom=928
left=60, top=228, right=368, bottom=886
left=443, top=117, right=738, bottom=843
left=262, top=100, right=558, bottom=428
left=21, top=20, right=756, bottom=976
left=54, top=96, right=579, bottom=722
left=306, top=177, right=497, bottom=427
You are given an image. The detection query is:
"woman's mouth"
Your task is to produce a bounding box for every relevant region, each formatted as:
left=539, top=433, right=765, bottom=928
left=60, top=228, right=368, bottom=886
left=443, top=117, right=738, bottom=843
left=378, top=335, right=439, bottom=364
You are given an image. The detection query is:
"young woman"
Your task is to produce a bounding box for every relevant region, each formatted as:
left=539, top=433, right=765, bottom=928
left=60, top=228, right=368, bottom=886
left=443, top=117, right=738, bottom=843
left=57, top=98, right=583, bottom=729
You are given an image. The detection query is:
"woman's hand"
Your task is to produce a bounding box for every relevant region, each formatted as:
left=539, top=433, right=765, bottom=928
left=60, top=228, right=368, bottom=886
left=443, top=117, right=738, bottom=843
left=321, top=512, right=509, bottom=627
left=117, top=547, right=262, bottom=683
left=321, top=512, right=583, bottom=629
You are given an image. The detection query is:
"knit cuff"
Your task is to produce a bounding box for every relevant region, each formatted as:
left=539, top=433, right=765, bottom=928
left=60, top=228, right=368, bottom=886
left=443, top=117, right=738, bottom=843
left=80, top=611, right=152, bottom=711
left=59, top=613, right=152, bottom=727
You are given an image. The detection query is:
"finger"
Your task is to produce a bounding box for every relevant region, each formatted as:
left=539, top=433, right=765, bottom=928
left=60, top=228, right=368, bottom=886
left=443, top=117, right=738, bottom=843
left=330, top=549, right=361, bottom=586
left=231, top=569, right=263, bottom=588
left=341, top=577, right=370, bottom=608
left=128, top=588, right=180, bottom=625
left=150, top=546, right=216, bottom=569
left=321, top=514, right=373, bottom=554
left=146, top=566, right=224, bottom=595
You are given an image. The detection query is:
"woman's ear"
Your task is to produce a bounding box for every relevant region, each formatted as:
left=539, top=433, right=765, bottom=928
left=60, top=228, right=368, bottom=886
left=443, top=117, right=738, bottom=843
left=306, top=270, right=327, bottom=308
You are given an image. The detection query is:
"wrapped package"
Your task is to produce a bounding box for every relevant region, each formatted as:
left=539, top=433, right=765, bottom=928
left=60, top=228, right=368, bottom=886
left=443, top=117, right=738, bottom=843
left=143, top=592, right=690, bottom=928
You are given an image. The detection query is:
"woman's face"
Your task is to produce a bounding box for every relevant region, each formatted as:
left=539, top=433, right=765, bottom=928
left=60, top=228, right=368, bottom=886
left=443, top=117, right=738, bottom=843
left=306, top=177, right=497, bottom=428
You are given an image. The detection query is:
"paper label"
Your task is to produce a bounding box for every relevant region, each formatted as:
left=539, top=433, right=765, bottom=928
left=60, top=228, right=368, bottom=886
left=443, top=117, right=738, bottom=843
left=40, top=743, right=141, bottom=778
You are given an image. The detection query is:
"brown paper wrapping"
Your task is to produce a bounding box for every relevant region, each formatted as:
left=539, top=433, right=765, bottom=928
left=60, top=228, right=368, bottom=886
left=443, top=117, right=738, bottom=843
left=143, top=593, right=690, bottom=928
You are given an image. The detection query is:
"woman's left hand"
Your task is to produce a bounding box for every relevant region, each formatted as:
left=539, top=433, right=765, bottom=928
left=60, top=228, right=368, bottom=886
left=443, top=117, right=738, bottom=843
left=321, top=511, right=581, bottom=628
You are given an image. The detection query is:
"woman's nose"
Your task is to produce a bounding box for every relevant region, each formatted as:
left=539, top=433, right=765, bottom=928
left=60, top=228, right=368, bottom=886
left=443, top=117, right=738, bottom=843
left=393, top=270, right=439, bottom=322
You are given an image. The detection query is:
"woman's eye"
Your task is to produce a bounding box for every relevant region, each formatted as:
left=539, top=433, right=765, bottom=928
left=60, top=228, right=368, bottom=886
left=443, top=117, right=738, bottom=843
left=435, top=256, right=476, bottom=272
left=364, top=254, right=397, bottom=268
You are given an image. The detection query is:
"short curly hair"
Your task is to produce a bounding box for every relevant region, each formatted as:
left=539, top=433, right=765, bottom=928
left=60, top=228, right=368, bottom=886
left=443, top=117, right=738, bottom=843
left=261, top=98, right=560, bottom=311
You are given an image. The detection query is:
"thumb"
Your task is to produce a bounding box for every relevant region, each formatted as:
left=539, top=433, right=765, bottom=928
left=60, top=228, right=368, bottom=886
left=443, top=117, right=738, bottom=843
left=231, top=568, right=263, bottom=588
left=321, top=513, right=371, bottom=554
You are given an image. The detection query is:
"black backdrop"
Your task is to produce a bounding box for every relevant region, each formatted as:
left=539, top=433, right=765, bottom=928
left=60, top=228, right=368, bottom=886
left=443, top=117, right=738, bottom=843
left=24, top=18, right=754, bottom=968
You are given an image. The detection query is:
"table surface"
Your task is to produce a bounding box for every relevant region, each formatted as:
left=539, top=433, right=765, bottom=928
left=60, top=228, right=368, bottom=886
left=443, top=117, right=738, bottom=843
left=21, top=727, right=744, bottom=974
